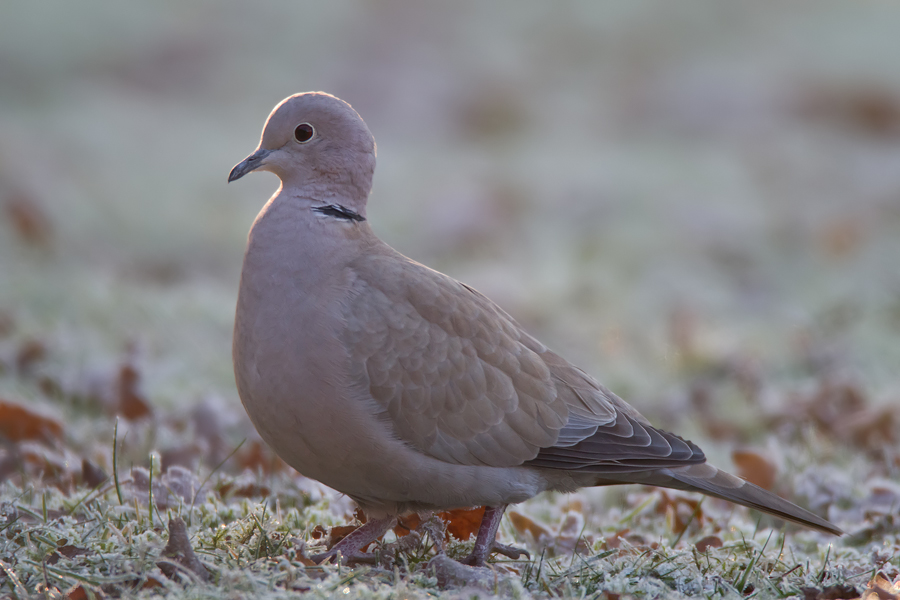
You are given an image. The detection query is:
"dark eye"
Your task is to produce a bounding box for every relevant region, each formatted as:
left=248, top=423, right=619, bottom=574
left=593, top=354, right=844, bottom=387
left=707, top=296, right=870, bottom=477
left=294, top=123, right=315, bottom=143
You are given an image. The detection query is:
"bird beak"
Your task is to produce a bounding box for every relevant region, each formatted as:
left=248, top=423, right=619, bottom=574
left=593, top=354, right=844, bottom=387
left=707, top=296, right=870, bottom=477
left=228, top=148, right=272, bottom=182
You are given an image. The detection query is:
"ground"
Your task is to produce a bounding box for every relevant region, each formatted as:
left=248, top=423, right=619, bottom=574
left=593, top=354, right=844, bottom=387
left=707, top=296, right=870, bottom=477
left=1, top=3, right=899, bottom=598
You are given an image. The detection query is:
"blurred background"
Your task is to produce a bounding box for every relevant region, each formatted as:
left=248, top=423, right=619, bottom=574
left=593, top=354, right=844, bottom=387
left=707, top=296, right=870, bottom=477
left=2, top=3, right=899, bottom=492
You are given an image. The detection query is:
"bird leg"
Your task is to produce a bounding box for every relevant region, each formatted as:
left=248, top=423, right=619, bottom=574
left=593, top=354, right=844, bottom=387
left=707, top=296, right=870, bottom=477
left=459, top=505, right=528, bottom=566
left=310, top=515, right=396, bottom=565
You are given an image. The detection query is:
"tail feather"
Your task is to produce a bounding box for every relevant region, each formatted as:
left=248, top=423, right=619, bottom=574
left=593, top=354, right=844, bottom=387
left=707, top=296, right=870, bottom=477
left=616, top=463, right=842, bottom=535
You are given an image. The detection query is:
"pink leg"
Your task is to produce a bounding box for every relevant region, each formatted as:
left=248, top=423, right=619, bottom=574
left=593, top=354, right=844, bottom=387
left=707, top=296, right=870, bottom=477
left=311, top=516, right=396, bottom=565
left=460, top=505, right=527, bottom=567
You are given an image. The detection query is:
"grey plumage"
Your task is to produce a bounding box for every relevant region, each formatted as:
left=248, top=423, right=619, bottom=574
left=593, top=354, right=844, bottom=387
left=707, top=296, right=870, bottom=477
left=228, top=92, right=841, bottom=564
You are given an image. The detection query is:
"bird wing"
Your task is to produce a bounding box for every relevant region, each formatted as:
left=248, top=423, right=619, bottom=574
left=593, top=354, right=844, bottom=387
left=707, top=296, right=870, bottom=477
left=343, top=251, right=703, bottom=471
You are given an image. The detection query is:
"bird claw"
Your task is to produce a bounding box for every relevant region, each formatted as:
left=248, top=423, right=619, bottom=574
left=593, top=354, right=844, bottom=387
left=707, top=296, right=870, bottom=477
left=307, top=516, right=396, bottom=566
left=427, top=553, right=496, bottom=589
left=460, top=541, right=529, bottom=567
left=491, top=541, right=529, bottom=561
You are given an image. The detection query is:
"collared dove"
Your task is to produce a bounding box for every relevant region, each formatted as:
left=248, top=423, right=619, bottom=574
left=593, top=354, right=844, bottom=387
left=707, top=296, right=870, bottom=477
left=228, top=92, right=841, bottom=567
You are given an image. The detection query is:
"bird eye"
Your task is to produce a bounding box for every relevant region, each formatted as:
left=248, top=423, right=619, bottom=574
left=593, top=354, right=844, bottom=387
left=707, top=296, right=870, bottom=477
left=294, top=123, right=315, bottom=143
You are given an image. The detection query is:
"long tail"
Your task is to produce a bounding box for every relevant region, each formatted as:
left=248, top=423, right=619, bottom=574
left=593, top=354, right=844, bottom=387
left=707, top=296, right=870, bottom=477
left=620, top=462, right=842, bottom=535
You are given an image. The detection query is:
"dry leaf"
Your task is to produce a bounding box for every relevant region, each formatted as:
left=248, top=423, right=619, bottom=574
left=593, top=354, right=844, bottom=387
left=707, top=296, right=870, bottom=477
left=555, top=511, right=591, bottom=555
left=802, top=583, right=862, bottom=600
left=160, top=443, right=205, bottom=471
left=125, top=465, right=201, bottom=508
left=819, top=218, right=864, bottom=259
left=4, top=190, right=53, bottom=248
left=141, top=577, right=165, bottom=590
left=395, top=507, right=485, bottom=541
left=64, top=584, right=91, bottom=600
left=326, top=525, right=360, bottom=550
left=732, top=448, right=777, bottom=490
left=443, top=507, right=485, bottom=541
left=797, top=85, right=900, bottom=137
left=81, top=458, right=108, bottom=487
left=808, top=380, right=867, bottom=433
left=0, top=398, right=63, bottom=442
left=694, top=535, right=723, bottom=553
left=116, top=363, right=152, bottom=420
left=508, top=510, right=552, bottom=544
left=234, top=439, right=289, bottom=474
left=862, top=573, right=900, bottom=600
left=158, top=517, right=210, bottom=582
left=294, top=555, right=316, bottom=567
left=216, top=479, right=271, bottom=499
left=603, top=528, right=630, bottom=549
left=16, top=338, right=47, bottom=372
left=47, top=545, right=91, bottom=564
left=655, top=491, right=705, bottom=534
left=845, top=405, right=900, bottom=454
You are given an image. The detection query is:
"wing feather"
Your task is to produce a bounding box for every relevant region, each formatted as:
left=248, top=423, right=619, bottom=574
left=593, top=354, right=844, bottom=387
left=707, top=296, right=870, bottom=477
left=344, top=252, right=704, bottom=473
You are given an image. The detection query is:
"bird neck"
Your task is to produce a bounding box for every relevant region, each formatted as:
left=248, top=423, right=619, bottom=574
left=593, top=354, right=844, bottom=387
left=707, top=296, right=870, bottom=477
left=247, top=188, right=376, bottom=268
left=277, top=153, right=374, bottom=217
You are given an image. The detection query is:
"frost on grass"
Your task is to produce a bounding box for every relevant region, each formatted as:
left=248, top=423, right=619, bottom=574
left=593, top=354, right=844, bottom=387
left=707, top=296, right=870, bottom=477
left=1, top=322, right=898, bottom=599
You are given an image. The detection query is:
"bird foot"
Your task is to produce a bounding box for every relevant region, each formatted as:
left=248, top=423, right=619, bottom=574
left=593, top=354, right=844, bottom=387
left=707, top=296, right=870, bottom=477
left=308, top=515, right=396, bottom=566
left=460, top=541, right=529, bottom=567
left=427, top=553, right=496, bottom=589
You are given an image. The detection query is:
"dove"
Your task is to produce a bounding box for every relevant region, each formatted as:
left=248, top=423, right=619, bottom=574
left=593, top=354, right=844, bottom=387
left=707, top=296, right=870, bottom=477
left=228, top=92, right=841, bottom=567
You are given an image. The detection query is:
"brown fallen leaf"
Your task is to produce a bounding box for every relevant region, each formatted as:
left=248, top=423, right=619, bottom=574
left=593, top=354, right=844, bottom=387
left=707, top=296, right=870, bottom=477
left=845, top=405, right=900, bottom=454
left=46, top=544, right=91, bottom=564
left=64, top=584, right=91, bottom=600
left=4, top=189, right=54, bottom=248
left=862, top=573, right=900, bottom=600
left=732, top=448, right=777, bottom=491
left=655, top=490, right=705, bottom=534
left=808, top=380, right=867, bottom=433
left=767, top=378, right=876, bottom=448
left=158, top=517, right=209, bottom=582
left=801, top=583, right=861, bottom=600
left=116, top=363, right=152, bottom=421
left=819, top=217, right=864, bottom=259
left=694, top=535, right=723, bottom=553
left=508, top=510, right=552, bottom=544
left=81, top=458, right=108, bottom=488
left=602, top=528, right=630, bottom=550
left=443, top=507, right=485, bottom=541
left=555, top=511, right=592, bottom=555
left=161, top=443, right=205, bottom=471
left=141, top=577, right=165, bottom=590
left=16, top=338, right=47, bottom=373
left=796, top=85, right=900, bottom=138
left=234, top=438, right=289, bottom=474
left=326, top=525, right=361, bottom=550
left=0, top=398, right=63, bottom=443
left=396, top=506, right=486, bottom=542
left=125, top=466, right=201, bottom=509
left=216, top=479, right=271, bottom=499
